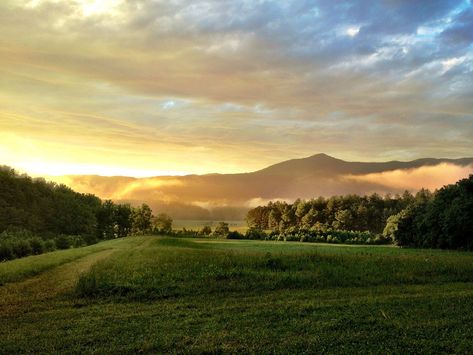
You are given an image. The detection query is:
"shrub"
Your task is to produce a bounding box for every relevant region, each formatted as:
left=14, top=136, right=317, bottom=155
left=12, top=240, right=33, bottom=258
left=285, top=234, right=299, bottom=242
left=29, top=237, right=44, bottom=255
left=226, top=231, right=244, bottom=239
left=55, top=236, right=71, bottom=250
left=43, top=239, right=56, bottom=252
left=83, top=234, right=98, bottom=245
left=72, top=236, right=86, bottom=248
left=0, top=243, right=14, bottom=261
left=245, top=228, right=267, bottom=240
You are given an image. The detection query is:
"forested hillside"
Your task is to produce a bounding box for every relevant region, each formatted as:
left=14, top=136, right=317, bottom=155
left=0, top=166, right=102, bottom=236
left=0, top=166, right=171, bottom=261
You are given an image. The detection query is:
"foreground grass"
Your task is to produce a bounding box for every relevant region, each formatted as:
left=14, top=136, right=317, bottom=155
left=76, top=237, right=473, bottom=300
left=2, top=236, right=473, bottom=353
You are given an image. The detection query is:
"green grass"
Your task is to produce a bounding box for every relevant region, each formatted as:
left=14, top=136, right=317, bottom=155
left=0, top=238, right=137, bottom=285
left=2, top=236, right=473, bottom=353
left=76, top=237, right=473, bottom=300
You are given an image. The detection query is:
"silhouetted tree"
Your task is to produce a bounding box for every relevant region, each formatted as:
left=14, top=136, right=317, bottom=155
left=214, top=222, right=229, bottom=237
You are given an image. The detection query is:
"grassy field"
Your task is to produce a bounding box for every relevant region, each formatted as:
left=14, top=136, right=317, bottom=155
left=2, top=237, right=473, bottom=353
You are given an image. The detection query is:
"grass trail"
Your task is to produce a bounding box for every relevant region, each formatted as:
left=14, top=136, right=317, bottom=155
left=0, top=237, right=151, bottom=317
left=0, top=249, right=115, bottom=317
left=0, top=239, right=117, bottom=285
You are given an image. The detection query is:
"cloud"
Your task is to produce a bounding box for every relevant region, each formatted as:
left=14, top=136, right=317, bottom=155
left=441, top=7, right=473, bottom=44
left=345, top=163, right=473, bottom=191
left=0, top=0, right=472, bottom=176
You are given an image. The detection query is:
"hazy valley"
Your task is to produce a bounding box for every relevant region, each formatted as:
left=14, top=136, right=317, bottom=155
left=52, top=153, right=473, bottom=219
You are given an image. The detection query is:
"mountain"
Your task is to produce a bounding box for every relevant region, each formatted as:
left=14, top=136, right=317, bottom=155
left=257, top=153, right=473, bottom=176
left=52, top=154, right=473, bottom=219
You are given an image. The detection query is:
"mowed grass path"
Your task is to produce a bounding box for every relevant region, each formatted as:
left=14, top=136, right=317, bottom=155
left=1, top=237, right=473, bottom=353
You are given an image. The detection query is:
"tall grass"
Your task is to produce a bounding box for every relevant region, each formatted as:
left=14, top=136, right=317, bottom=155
left=76, top=237, right=473, bottom=300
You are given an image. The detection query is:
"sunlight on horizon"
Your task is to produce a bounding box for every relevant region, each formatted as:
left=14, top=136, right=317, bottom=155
left=21, top=162, right=189, bottom=178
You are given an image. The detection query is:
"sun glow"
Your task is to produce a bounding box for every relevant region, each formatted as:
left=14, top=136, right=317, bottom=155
left=346, top=26, right=360, bottom=37
left=0, top=132, right=189, bottom=177
left=24, top=0, right=122, bottom=17
left=78, top=0, right=122, bottom=16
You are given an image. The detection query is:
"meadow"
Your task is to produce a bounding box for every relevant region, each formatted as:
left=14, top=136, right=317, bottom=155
left=2, top=236, right=473, bottom=353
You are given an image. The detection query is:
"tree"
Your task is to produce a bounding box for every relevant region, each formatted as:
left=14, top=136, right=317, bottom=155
left=294, top=199, right=310, bottom=223
left=280, top=204, right=296, bottom=231
left=301, top=207, right=318, bottom=229
left=115, top=204, right=133, bottom=238
left=214, top=222, right=229, bottom=237
left=268, top=209, right=281, bottom=230
left=200, top=225, right=212, bottom=235
left=333, top=209, right=354, bottom=230
left=383, top=211, right=405, bottom=242
left=246, top=206, right=269, bottom=230
left=153, top=213, right=173, bottom=234
left=132, top=204, right=153, bottom=235
left=96, top=200, right=116, bottom=239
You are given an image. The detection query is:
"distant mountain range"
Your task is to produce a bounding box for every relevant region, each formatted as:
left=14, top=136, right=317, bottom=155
left=52, top=154, right=473, bottom=219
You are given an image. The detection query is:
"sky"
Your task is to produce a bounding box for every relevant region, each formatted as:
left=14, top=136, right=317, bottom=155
left=1, top=0, right=472, bottom=177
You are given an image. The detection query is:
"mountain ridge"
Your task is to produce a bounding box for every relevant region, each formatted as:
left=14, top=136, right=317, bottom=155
left=47, top=153, right=473, bottom=219
left=57, top=153, right=473, bottom=179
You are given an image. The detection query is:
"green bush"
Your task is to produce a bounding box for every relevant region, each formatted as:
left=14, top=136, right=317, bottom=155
left=29, top=237, right=44, bottom=255
left=0, top=243, right=14, bottom=261
left=72, top=236, right=86, bottom=248
left=43, top=239, right=56, bottom=252
left=245, top=228, right=268, bottom=240
left=83, top=234, right=98, bottom=245
left=12, top=240, right=33, bottom=258
left=55, top=236, right=71, bottom=250
left=226, top=231, right=244, bottom=239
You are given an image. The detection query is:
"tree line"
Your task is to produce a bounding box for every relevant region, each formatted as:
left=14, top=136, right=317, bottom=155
left=246, top=175, right=473, bottom=250
left=0, top=166, right=172, bottom=261
left=246, top=192, right=415, bottom=234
